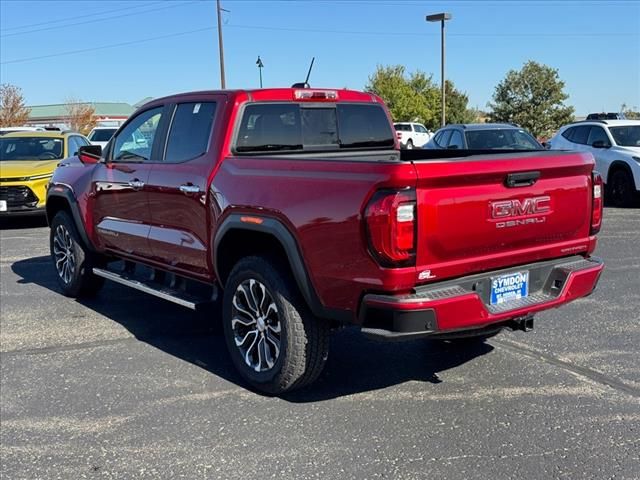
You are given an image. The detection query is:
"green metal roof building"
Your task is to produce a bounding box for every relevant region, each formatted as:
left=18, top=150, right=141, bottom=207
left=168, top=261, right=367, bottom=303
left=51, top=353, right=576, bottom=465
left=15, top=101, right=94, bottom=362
left=26, top=102, right=137, bottom=128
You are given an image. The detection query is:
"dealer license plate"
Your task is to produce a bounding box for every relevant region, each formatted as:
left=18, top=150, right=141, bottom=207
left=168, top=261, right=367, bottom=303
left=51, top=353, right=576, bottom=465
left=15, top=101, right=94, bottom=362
left=490, top=271, right=529, bottom=305
left=0, top=200, right=6, bottom=212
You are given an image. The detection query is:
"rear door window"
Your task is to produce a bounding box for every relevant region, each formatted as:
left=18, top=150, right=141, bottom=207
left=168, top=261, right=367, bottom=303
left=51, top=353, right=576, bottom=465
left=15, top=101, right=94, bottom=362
left=235, top=103, right=394, bottom=153
left=434, top=130, right=452, bottom=147
left=164, top=102, right=216, bottom=163
left=569, top=125, right=590, bottom=145
left=448, top=130, right=464, bottom=149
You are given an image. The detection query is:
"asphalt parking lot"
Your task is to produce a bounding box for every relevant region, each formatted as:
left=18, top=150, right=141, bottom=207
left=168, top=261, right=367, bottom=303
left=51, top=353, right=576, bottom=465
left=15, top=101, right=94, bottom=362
left=1, top=208, right=639, bottom=479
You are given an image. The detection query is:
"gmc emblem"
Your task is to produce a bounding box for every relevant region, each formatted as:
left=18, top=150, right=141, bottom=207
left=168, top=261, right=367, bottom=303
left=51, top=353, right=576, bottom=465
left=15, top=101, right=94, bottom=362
left=491, top=196, right=551, bottom=228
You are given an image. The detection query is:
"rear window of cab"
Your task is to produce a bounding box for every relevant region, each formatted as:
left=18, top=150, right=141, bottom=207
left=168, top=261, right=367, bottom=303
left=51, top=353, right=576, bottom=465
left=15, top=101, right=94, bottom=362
left=235, top=103, right=395, bottom=154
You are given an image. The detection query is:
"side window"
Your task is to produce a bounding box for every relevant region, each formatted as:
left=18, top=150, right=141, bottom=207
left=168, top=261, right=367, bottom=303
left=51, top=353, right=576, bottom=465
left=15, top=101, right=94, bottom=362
left=66, top=137, right=78, bottom=156
left=586, top=126, right=610, bottom=146
left=448, top=130, right=464, bottom=149
left=435, top=130, right=452, bottom=147
left=561, top=127, right=574, bottom=141
left=416, top=125, right=427, bottom=133
left=570, top=125, right=590, bottom=145
left=112, top=107, right=163, bottom=162
left=164, top=102, right=216, bottom=163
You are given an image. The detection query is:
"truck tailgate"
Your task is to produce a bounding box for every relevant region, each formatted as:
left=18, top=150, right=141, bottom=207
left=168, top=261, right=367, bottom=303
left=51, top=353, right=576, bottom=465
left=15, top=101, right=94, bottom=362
left=412, top=151, right=596, bottom=282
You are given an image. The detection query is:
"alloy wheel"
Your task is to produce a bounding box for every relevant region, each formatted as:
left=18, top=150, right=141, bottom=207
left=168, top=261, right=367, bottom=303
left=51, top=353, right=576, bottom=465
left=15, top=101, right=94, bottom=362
left=53, top=224, right=76, bottom=285
left=231, top=279, right=282, bottom=372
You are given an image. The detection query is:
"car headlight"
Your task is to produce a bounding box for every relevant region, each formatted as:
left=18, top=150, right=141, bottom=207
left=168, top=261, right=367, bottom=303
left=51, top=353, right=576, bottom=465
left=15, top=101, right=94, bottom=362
left=28, top=173, right=53, bottom=181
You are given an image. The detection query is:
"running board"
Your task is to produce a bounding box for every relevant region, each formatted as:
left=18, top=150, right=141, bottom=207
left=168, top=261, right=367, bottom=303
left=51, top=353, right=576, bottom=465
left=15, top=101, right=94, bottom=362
left=92, top=268, right=205, bottom=310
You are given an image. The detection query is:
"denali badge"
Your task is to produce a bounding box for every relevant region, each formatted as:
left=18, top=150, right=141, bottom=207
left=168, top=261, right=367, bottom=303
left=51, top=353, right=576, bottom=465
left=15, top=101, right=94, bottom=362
left=490, top=196, right=551, bottom=228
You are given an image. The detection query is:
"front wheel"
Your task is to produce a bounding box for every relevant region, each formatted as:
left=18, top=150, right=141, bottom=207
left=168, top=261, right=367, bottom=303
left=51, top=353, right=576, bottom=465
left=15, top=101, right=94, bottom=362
left=406, top=139, right=414, bottom=150
left=49, top=211, right=104, bottom=297
left=222, top=256, right=330, bottom=394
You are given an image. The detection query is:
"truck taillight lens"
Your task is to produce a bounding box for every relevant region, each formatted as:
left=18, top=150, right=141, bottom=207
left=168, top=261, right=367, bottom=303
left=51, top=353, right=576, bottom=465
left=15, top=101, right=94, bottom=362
left=591, top=171, right=603, bottom=235
left=365, top=189, right=416, bottom=267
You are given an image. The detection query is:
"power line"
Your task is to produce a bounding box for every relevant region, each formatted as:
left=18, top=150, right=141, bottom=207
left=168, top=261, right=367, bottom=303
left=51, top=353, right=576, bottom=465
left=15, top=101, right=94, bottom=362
left=2, top=22, right=636, bottom=65
left=1, top=26, right=215, bottom=65
left=1, top=1, right=165, bottom=32
left=1, top=1, right=203, bottom=38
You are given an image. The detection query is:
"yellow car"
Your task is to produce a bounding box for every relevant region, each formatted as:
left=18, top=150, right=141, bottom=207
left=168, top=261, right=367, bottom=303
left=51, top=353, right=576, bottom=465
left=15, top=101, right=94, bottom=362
left=0, top=131, right=91, bottom=215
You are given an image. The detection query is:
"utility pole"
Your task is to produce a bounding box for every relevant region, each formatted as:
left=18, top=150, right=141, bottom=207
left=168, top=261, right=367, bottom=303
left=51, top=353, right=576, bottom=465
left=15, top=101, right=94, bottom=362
left=426, top=12, right=452, bottom=127
left=216, top=0, right=226, bottom=89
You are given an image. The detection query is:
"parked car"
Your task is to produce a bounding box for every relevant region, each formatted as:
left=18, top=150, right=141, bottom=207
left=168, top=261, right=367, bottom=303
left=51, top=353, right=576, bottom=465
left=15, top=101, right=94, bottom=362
left=425, top=123, right=543, bottom=150
left=87, top=127, right=118, bottom=149
left=46, top=88, right=604, bottom=394
left=0, top=126, right=45, bottom=135
left=394, top=122, right=432, bottom=149
left=547, top=120, right=640, bottom=207
left=0, top=131, right=90, bottom=215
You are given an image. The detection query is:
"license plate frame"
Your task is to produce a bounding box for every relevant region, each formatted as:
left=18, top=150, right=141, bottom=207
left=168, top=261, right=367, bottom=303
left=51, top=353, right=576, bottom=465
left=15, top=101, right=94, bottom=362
left=490, top=271, right=529, bottom=306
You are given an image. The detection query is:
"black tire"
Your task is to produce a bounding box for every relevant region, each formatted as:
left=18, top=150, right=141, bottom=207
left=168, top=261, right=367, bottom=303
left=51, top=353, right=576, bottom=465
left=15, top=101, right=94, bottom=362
left=49, top=211, right=104, bottom=298
left=222, top=256, right=329, bottom=394
left=406, top=139, right=414, bottom=150
left=607, top=169, right=635, bottom=207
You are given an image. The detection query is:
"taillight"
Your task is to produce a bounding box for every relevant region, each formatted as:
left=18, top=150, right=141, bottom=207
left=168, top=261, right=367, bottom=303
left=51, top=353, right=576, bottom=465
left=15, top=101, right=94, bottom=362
left=591, top=171, right=603, bottom=234
left=364, top=189, right=417, bottom=267
left=396, top=131, right=402, bottom=140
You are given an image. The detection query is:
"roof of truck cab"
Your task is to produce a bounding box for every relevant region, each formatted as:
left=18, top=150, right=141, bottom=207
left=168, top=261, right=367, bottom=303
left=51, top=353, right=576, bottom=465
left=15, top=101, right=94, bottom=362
left=139, top=88, right=382, bottom=108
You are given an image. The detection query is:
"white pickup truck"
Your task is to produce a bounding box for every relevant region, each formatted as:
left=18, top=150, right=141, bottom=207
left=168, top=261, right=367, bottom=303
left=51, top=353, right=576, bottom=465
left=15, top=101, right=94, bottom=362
left=394, top=122, right=433, bottom=149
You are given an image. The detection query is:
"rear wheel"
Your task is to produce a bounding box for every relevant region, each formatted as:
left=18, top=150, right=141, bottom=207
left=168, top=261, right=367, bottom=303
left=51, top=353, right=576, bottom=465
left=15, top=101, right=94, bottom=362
left=50, top=211, right=104, bottom=297
left=222, top=256, right=330, bottom=394
left=608, top=169, right=635, bottom=207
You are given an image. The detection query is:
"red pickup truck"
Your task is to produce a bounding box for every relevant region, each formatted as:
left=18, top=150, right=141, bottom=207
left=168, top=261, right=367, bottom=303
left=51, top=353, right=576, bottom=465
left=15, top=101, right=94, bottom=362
left=46, top=88, right=604, bottom=393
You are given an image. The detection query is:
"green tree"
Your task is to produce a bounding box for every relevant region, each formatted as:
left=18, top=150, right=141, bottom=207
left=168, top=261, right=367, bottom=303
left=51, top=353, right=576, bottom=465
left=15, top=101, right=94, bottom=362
left=621, top=103, right=640, bottom=120
left=366, top=65, right=476, bottom=130
left=488, top=61, right=574, bottom=138
left=365, top=65, right=438, bottom=128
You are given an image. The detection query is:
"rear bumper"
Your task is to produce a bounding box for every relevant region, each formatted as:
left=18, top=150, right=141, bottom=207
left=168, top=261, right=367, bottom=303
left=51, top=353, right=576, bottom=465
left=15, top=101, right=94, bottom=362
left=359, top=255, right=604, bottom=341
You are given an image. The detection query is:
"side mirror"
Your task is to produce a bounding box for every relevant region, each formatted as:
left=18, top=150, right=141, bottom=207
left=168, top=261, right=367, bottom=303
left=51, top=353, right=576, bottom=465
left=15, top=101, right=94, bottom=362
left=542, top=142, right=551, bottom=150
left=592, top=140, right=610, bottom=149
left=78, top=145, right=102, bottom=164
left=448, top=145, right=459, bottom=150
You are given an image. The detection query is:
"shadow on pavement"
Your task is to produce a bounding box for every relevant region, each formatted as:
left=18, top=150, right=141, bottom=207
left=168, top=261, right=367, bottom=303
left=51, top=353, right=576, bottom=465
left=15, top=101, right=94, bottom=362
left=0, top=215, right=48, bottom=230
left=12, top=255, right=494, bottom=402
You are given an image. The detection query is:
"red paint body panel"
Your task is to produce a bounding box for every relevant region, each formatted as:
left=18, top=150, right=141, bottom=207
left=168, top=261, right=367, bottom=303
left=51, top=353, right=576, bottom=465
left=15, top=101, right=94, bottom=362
left=48, top=88, right=603, bottom=330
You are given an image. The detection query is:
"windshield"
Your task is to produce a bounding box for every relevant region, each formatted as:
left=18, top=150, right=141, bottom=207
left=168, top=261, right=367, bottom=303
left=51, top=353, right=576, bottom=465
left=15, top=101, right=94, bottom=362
left=89, top=128, right=117, bottom=142
left=609, top=126, right=640, bottom=147
left=465, top=129, right=541, bottom=150
left=0, top=137, right=64, bottom=161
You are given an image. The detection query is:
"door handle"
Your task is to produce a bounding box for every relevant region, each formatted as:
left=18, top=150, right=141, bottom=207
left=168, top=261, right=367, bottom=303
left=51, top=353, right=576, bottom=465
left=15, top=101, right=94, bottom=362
left=179, top=184, right=201, bottom=194
left=128, top=179, right=145, bottom=190
left=505, top=171, right=540, bottom=188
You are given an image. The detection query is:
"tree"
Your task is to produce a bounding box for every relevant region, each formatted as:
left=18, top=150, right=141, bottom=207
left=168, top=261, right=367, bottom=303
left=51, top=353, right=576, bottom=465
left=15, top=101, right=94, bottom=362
left=621, top=103, right=640, bottom=120
left=64, top=98, right=96, bottom=135
left=365, top=65, right=476, bottom=131
left=365, top=65, right=438, bottom=128
left=488, top=61, right=574, bottom=138
left=0, top=84, right=31, bottom=127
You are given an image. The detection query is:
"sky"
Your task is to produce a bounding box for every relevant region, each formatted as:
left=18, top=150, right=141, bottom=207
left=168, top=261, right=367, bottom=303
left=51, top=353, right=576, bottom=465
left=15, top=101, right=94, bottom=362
left=1, top=0, right=639, bottom=115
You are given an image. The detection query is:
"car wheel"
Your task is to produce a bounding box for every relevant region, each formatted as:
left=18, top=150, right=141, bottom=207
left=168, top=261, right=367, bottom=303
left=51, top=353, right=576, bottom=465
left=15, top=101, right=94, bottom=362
left=222, top=256, right=330, bottom=394
left=406, top=139, right=414, bottom=150
left=49, top=211, right=105, bottom=297
left=608, top=169, right=635, bottom=207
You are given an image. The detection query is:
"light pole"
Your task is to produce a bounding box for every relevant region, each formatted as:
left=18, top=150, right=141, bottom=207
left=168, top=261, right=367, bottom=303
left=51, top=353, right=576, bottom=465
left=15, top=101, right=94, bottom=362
left=426, top=12, right=452, bottom=127
left=256, top=56, right=264, bottom=88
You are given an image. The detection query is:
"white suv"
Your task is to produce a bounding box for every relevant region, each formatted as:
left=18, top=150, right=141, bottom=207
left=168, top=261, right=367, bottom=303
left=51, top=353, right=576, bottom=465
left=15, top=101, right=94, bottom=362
left=394, top=122, right=432, bottom=149
left=548, top=120, right=640, bottom=206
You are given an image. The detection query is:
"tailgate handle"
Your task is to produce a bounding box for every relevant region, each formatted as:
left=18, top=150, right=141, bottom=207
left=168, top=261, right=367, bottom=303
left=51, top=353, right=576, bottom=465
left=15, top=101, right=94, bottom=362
left=505, top=171, right=540, bottom=188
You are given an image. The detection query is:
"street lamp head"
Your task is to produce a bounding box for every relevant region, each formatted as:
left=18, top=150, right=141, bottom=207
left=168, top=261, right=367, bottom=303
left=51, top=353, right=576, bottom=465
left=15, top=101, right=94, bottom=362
left=426, top=12, right=452, bottom=22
